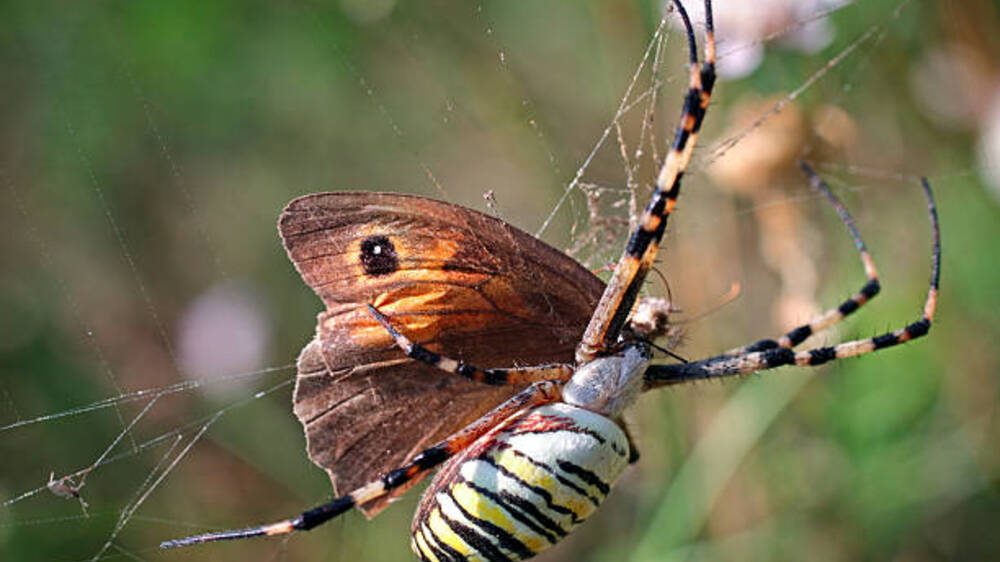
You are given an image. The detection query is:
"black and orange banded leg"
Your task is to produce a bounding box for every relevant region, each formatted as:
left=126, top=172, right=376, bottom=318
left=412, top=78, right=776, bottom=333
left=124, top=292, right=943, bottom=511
left=578, top=0, right=716, bottom=363
left=727, top=161, right=881, bottom=356
left=160, top=380, right=563, bottom=549
left=365, top=304, right=574, bottom=386
left=645, top=177, right=940, bottom=387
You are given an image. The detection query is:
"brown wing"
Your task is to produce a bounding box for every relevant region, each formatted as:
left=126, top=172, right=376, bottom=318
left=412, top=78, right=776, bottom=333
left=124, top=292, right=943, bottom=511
left=279, top=192, right=604, bottom=516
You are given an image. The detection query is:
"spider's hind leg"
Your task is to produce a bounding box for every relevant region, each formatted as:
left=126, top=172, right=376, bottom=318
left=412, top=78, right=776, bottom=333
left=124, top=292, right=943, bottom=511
left=365, top=304, right=573, bottom=386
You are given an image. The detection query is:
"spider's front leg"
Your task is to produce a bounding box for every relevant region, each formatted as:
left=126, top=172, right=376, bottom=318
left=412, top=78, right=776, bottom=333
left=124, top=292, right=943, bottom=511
left=160, top=380, right=563, bottom=549
left=577, top=0, right=717, bottom=363
left=365, top=304, right=574, bottom=386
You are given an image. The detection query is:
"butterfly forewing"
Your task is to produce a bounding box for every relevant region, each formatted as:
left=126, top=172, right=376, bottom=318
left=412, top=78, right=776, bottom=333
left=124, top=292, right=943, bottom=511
left=279, top=192, right=604, bottom=516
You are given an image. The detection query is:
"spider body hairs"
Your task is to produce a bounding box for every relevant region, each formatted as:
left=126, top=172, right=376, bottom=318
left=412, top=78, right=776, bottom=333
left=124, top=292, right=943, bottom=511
left=161, top=1, right=941, bottom=560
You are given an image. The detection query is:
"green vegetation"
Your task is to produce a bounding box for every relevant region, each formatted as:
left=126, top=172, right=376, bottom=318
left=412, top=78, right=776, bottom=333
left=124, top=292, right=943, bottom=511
left=1, top=1, right=997, bottom=561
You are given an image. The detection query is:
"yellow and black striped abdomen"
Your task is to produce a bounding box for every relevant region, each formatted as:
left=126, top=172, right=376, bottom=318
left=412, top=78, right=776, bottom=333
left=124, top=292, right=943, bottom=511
left=411, top=403, right=630, bottom=561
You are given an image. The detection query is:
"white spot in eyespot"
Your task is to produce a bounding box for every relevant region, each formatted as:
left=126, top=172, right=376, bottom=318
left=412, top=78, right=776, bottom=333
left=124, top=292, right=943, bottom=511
left=372, top=245, right=382, bottom=255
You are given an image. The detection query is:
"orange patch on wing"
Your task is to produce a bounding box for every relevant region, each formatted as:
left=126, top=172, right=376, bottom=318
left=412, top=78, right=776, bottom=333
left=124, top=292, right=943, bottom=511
left=329, top=281, right=532, bottom=350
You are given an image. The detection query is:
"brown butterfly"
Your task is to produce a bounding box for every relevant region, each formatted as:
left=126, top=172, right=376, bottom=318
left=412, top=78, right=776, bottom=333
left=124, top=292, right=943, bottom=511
left=281, top=191, right=605, bottom=516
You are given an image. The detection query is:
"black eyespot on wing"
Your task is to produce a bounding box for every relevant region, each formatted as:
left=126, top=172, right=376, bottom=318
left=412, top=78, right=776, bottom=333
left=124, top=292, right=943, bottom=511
left=360, top=235, right=399, bottom=276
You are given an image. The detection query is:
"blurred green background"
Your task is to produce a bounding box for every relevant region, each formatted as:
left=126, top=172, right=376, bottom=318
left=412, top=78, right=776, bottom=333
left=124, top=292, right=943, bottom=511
left=2, top=1, right=998, bottom=561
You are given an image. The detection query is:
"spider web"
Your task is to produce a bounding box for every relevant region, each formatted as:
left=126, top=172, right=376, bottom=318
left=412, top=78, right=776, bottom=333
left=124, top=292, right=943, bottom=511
left=2, top=2, right=994, bottom=562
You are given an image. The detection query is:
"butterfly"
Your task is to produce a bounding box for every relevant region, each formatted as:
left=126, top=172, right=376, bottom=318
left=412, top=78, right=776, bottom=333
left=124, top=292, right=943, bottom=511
left=284, top=190, right=608, bottom=519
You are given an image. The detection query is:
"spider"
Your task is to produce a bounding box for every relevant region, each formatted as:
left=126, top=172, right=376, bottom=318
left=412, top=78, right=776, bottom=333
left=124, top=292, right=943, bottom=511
left=47, top=471, right=90, bottom=516
left=162, top=1, right=940, bottom=560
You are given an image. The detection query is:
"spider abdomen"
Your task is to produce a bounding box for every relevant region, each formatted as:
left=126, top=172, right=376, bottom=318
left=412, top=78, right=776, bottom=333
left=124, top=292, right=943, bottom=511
left=411, top=402, right=630, bottom=561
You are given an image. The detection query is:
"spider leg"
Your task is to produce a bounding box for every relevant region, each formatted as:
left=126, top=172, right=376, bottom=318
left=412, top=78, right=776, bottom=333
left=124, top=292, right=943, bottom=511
left=725, top=161, right=881, bottom=356
left=161, top=380, right=563, bottom=549
left=617, top=420, right=641, bottom=464
left=579, top=0, right=717, bottom=362
left=646, top=177, right=940, bottom=387
left=365, top=304, right=573, bottom=386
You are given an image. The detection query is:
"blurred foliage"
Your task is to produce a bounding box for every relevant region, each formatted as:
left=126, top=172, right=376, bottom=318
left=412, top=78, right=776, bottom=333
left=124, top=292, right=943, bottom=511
left=1, top=1, right=998, bottom=561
